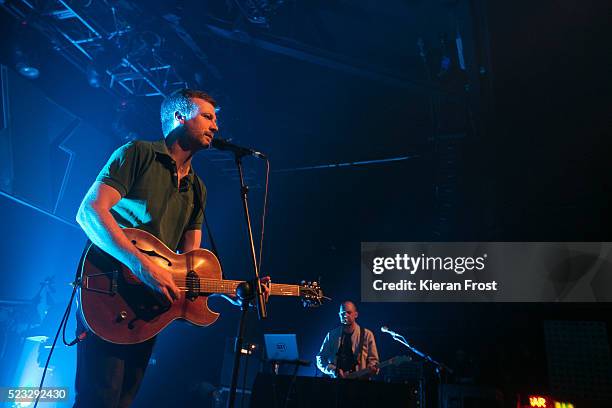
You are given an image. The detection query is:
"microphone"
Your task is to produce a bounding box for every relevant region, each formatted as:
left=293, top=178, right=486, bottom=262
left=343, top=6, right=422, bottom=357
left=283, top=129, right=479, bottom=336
left=380, top=326, right=401, bottom=337
left=211, top=137, right=267, bottom=159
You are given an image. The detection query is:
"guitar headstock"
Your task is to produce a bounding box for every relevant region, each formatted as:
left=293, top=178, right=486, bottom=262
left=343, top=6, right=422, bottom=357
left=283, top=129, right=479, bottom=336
left=299, top=280, right=328, bottom=308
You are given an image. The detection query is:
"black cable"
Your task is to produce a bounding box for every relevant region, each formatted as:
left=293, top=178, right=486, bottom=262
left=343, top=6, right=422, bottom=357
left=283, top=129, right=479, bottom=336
left=33, top=280, right=80, bottom=408
left=257, top=158, right=270, bottom=275
left=241, top=349, right=249, bottom=408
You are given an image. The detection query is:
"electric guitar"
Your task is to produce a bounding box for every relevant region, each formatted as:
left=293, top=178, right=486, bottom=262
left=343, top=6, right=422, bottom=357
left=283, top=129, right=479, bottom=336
left=77, top=228, right=325, bottom=344
left=345, top=355, right=412, bottom=379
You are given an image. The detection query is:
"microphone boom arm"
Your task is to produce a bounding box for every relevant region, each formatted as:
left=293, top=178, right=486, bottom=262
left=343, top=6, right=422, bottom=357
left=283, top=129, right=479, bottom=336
left=382, top=328, right=453, bottom=374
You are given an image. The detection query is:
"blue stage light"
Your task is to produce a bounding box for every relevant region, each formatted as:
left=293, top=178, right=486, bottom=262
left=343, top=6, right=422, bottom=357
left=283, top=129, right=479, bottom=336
left=16, top=63, right=40, bottom=80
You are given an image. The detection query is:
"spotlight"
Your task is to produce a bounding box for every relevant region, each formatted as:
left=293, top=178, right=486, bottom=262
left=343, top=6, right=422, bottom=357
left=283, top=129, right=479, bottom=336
left=86, top=65, right=101, bottom=88
left=14, top=47, right=40, bottom=80
left=10, top=21, right=43, bottom=80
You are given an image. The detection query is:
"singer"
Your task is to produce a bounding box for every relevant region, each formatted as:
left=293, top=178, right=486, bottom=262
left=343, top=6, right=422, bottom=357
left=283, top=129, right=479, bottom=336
left=73, top=88, right=270, bottom=407
left=316, top=301, right=380, bottom=379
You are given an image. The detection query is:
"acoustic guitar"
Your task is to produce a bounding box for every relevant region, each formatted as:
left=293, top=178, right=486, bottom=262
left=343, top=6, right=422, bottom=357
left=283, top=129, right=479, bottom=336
left=77, top=228, right=325, bottom=344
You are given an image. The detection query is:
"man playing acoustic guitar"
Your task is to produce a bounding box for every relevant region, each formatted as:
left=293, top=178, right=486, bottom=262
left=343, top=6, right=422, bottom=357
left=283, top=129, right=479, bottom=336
left=73, top=89, right=269, bottom=407
left=316, top=301, right=380, bottom=379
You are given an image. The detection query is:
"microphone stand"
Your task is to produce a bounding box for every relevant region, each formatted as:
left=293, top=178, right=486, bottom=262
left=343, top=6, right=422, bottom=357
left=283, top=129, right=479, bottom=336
left=385, top=330, right=453, bottom=408
left=227, top=151, right=267, bottom=408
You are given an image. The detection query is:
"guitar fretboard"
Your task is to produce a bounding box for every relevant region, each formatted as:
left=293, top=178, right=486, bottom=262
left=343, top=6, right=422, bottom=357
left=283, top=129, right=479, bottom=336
left=177, top=277, right=301, bottom=297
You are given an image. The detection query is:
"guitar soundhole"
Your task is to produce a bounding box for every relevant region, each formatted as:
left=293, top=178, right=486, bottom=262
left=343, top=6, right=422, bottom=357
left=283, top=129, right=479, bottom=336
left=132, top=240, right=173, bottom=266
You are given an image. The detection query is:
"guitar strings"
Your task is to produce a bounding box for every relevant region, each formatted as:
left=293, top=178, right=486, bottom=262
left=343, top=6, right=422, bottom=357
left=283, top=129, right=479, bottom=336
left=171, top=286, right=300, bottom=293
left=171, top=279, right=299, bottom=289
left=171, top=288, right=299, bottom=294
left=171, top=279, right=299, bottom=287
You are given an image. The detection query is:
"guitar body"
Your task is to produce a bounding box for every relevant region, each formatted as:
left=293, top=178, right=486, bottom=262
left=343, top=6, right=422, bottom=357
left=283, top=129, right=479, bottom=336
left=78, top=228, right=221, bottom=344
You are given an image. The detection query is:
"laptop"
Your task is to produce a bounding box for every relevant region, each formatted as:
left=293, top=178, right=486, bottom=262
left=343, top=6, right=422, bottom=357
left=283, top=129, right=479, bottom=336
left=263, top=333, right=299, bottom=361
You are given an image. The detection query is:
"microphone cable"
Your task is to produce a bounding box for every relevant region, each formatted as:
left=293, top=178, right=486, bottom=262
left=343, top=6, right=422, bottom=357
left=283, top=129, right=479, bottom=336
left=33, top=277, right=84, bottom=408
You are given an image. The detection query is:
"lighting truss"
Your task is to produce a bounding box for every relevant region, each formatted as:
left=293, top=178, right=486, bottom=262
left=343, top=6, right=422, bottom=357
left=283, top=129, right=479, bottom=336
left=107, top=57, right=187, bottom=98
left=1, top=0, right=189, bottom=98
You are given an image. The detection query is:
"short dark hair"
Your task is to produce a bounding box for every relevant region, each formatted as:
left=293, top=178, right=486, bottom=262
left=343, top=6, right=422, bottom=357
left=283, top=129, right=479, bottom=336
left=341, top=300, right=358, bottom=312
left=160, top=89, right=217, bottom=137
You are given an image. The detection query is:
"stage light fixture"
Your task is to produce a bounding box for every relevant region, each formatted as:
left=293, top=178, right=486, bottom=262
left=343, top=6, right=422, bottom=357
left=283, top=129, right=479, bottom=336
left=14, top=48, right=40, bottom=80
left=86, top=65, right=101, bottom=88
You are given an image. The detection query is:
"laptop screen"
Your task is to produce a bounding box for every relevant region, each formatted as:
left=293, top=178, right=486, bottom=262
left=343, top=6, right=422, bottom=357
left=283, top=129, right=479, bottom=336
left=264, top=333, right=299, bottom=361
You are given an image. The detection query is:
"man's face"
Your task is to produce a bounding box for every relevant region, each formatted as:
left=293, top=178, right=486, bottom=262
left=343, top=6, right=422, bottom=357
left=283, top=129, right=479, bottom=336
left=179, top=98, right=218, bottom=148
left=338, top=302, right=358, bottom=326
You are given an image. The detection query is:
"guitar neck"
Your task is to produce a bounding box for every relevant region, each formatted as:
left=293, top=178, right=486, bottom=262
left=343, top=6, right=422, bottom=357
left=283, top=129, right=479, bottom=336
left=376, top=360, right=395, bottom=370
left=347, top=359, right=395, bottom=379
left=182, top=278, right=302, bottom=297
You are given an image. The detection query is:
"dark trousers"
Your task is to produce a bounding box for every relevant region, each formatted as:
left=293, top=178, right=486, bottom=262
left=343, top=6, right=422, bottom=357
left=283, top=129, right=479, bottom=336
left=73, top=317, right=156, bottom=408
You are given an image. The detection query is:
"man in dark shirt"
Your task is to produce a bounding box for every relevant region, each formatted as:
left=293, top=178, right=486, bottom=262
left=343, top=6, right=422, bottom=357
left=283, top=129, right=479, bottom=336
left=73, top=89, right=265, bottom=407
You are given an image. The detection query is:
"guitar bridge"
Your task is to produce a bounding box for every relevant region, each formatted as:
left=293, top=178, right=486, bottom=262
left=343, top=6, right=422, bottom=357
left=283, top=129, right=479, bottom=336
left=83, top=270, right=119, bottom=295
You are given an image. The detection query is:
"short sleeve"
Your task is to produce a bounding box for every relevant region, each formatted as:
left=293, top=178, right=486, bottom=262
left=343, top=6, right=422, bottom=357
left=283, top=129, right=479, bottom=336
left=96, top=142, right=147, bottom=197
left=185, top=176, right=206, bottom=231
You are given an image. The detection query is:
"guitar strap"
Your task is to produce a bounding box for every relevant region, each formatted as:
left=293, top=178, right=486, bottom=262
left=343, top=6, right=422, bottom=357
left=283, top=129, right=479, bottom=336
left=192, top=175, right=225, bottom=278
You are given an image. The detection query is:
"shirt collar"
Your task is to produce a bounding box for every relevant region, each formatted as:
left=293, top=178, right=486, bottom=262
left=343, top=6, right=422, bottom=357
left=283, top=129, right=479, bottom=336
left=151, top=139, right=171, bottom=156
left=152, top=139, right=195, bottom=182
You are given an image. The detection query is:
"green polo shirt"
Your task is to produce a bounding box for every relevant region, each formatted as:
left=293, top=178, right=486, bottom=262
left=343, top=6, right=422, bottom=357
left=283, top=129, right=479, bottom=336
left=96, top=139, right=206, bottom=251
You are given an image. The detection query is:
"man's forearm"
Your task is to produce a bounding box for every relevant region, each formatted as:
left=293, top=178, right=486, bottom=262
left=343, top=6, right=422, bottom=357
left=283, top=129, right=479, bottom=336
left=316, top=356, right=335, bottom=376
left=76, top=203, right=150, bottom=277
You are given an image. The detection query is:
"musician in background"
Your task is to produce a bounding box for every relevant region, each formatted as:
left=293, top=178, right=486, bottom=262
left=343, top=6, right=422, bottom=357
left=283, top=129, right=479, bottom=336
left=74, top=89, right=268, bottom=407
left=316, top=301, right=379, bottom=379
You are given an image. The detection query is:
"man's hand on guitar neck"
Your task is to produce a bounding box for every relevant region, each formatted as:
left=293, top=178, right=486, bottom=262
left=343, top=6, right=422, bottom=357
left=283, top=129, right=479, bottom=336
left=216, top=276, right=272, bottom=306
left=261, top=276, right=271, bottom=303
